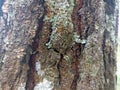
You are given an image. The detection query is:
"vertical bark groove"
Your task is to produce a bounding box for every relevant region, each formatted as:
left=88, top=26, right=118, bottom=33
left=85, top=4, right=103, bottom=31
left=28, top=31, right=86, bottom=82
left=26, top=1, right=45, bottom=90
left=71, top=0, right=83, bottom=90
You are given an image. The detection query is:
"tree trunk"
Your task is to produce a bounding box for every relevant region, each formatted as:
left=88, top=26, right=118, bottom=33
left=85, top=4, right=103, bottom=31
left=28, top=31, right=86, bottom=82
left=0, top=0, right=118, bottom=90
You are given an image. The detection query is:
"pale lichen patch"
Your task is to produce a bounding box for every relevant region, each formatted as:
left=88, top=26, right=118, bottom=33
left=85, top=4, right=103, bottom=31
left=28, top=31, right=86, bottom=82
left=73, top=32, right=87, bottom=44
left=34, top=78, right=53, bottom=90
left=18, top=83, right=26, bottom=90
left=35, top=61, right=44, bottom=76
left=64, top=55, right=70, bottom=62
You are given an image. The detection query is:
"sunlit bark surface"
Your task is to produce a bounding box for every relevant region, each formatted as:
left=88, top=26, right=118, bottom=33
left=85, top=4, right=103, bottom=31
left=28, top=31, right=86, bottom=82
left=0, top=0, right=118, bottom=90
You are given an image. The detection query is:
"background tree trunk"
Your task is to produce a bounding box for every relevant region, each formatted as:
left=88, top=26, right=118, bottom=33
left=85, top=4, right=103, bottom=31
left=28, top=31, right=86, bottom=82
left=0, top=0, right=119, bottom=90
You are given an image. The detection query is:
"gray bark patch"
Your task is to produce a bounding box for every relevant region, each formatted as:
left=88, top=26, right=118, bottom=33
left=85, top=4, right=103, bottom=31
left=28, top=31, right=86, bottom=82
left=104, top=0, right=115, bottom=15
left=0, top=0, right=4, bottom=16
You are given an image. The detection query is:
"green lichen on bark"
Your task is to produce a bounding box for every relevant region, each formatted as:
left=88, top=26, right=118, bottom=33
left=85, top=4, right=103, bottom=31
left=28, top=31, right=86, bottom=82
left=44, top=0, right=74, bottom=50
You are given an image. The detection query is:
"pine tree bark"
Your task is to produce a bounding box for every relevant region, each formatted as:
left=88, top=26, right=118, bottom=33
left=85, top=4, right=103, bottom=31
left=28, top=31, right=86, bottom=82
left=0, top=0, right=119, bottom=90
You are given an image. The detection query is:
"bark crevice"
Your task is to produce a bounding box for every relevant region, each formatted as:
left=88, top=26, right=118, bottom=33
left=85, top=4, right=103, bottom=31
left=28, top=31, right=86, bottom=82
left=71, top=0, right=83, bottom=90
left=25, top=1, right=45, bottom=89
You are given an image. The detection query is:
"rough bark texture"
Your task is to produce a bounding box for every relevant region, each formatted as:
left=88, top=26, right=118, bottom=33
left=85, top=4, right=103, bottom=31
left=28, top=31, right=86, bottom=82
left=0, top=0, right=119, bottom=90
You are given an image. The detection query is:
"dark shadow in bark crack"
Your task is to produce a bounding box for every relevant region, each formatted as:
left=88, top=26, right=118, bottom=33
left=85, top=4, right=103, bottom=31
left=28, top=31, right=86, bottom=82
left=25, top=0, right=45, bottom=90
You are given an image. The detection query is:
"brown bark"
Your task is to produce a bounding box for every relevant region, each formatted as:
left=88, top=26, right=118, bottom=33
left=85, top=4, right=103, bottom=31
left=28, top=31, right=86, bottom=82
left=0, top=0, right=118, bottom=90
